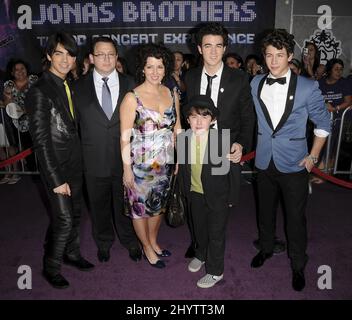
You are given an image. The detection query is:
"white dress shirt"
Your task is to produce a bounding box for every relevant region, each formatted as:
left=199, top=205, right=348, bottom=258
left=93, top=68, right=120, bottom=112
left=261, top=68, right=328, bottom=137
left=200, top=63, right=224, bottom=129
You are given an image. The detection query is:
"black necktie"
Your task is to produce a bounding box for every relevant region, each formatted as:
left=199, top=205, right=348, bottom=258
left=266, top=77, right=286, bottom=85
left=205, top=74, right=217, bottom=97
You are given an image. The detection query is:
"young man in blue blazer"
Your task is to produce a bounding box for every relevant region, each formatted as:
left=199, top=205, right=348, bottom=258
left=249, top=29, right=330, bottom=291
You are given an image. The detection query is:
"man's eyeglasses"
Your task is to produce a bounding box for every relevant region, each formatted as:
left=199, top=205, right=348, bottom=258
left=93, top=53, right=116, bottom=60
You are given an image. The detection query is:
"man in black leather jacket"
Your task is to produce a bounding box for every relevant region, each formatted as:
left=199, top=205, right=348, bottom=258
left=25, top=32, right=94, bottom=289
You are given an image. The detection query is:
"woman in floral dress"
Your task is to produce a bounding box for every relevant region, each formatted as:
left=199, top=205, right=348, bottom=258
left=120, top=44, right=180, bottom=268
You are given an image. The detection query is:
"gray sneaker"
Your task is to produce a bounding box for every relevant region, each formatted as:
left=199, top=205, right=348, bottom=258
left=0, top=176, right=11, bottom=184
left=197, top=273, right=223, bottom=288
left=188, top=258, right=205, bottom=272
left=8, top=175, right=21, bottom=185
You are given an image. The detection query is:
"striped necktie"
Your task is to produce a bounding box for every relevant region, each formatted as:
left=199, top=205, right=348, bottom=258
left=101, top=77, right=113, bottom=120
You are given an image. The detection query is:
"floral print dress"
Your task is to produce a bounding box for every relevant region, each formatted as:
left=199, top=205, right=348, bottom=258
left=4, top=75, right=38, bottom=133
left=124, top=90, right=176, bottom=219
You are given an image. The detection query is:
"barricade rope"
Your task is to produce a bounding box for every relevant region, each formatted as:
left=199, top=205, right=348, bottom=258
left=1, top=148, right=351, bottom=189
left=0, top=148, right=33, bottom=169
left=241, top=151, right=352, bottom=189
left=310, top=167, right=352, bottom=189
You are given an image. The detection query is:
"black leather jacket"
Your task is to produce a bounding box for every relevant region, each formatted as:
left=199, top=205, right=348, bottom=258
left=25, top=72, right=82, bottom=190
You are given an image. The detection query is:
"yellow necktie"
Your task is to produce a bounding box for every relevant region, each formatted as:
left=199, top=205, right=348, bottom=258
left=63, top=80, right=74, bottom=118
left=196, top=138, right=201, bottom=164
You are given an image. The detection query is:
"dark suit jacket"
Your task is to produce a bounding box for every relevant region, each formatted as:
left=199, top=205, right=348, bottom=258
left=177, top=129, right=240, bottom=210
left=185, top=65, right=255, bottom=153
left=25, top=71, right=82, bottom=190
left=72, top=71, right=135, bottom=177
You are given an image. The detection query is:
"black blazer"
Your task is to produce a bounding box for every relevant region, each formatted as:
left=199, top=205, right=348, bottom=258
left=177, top=129, right=240, bottom=210
left=26, top=71, right=82, bottom=190
left=72, top=72, right=135, bottom=177
left=185, top=65, right=255, bottom=153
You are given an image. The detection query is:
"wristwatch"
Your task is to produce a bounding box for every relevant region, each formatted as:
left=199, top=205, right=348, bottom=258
left=307, top=155, right=318, bottom=165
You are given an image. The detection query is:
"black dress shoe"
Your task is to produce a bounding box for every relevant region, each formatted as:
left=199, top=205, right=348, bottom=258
left=128, top=247, right=142, bottom=262
left=142, top=253, right=166, bottom=268
left=97, top=249, right=110, bottom=262
left=292, top=270, right=305, bottom=291
left=184, top=245, right=195, bottom=258
left=253, top=237, right=286, bottom=255
left=251, top=251, right=273, bottom=268
left=273, top=238, right=286, bottom=254
left=63, top=256, right=95, bottom=271
left=155, top=249, right=172, bottom=257
left=149, top=259, right=166, bottom=269
left=253, top=239, right=260, bottom=251
left=42, top=271, right=69, bottom=289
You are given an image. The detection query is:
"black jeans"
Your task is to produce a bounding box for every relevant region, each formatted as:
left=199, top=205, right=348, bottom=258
left=42, top=174, right=83, bottom=275
left=256, top=160, right=309, bottom=271
left=190, top=192, right=230, bottom=276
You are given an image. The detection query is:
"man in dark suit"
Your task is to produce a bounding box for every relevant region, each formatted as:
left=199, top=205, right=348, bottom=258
left=250, top=29, right=330, bottom=291
left=26, top=32, right=94, bottom=289
left=73, top=37, right=141, bottom=263
left=184, top=22, right=255, bottom=258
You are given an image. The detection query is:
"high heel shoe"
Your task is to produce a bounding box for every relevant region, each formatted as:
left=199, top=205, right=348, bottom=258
left=142, top=252, right=166, bottom=269
left=155, top=249, right=172, bottom=257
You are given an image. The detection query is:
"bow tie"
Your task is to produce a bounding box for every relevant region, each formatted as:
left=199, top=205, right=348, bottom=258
left=266, top=77, right=286, bottom=85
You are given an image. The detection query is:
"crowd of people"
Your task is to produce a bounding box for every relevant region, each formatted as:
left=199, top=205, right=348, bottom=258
left=0, top=23, right=351, bottom=293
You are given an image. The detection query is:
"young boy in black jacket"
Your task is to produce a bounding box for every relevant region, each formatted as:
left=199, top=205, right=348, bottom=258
left=177, top=95, right=240, bottom=288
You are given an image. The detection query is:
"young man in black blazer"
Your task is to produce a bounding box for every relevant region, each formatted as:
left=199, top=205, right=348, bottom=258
left=184, top=23, right=255, bottom=258
left=73, top=37, right=141, bottom=263
left=26, top=32, right=94, bottom=289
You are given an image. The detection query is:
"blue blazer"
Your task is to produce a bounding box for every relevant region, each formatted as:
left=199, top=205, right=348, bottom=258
left=251, top=72, right=330, bottom=173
